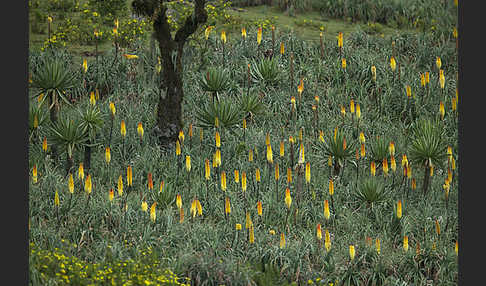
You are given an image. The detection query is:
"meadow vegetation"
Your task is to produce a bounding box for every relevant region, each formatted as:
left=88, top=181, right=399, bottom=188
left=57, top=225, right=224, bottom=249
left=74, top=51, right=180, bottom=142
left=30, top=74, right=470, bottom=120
left=29, top=0, right=458, bottom=285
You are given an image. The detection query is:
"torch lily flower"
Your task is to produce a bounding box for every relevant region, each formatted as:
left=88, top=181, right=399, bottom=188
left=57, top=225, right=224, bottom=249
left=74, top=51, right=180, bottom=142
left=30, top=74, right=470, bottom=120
left=120, top=120, right=127, bottom=138
left=257, top=201, right=262, bottom=216
left=117, top=175, right=123, bottom=196
left=150, top=202, right=157, bottom=222
left=176, top=194, right=182, bottom=210
left=390, top=57, right=396, bottom=71
left=257, top=26, right=262, bottom=45
left=316, top=224, right=322, bottom=241
left=280, top=232, right=286, bottom=249
left=329, top=179, right=334, bottom=196
left=324, top=200, right=330, bottom=220
left=397, top=200, right=402, bottom=219
left=285, top=188, right=292, bottom=209
left=349, top=245, right=356, bottom=260
left=241, top=27, right=247, bottom=38
left=85, top=174, right=92, bottom=195
left=68, top=173, right=74, bottom=194
left=324, top=229, right=331, bottom=252
left=54, top=190, right=60, bottom=207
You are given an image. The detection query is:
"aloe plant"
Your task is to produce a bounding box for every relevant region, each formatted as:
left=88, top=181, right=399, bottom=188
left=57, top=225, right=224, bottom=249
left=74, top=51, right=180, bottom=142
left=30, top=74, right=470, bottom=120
left=195, top=99, right=243, bottom=130
left=199, top=67, right=232, bottom=102
left=250, top=57, right=280, bottom=86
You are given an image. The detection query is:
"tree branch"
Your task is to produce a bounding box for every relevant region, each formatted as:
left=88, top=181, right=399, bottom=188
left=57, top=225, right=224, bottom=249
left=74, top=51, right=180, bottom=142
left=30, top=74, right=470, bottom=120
left=174, top=0, right=207, bottom=44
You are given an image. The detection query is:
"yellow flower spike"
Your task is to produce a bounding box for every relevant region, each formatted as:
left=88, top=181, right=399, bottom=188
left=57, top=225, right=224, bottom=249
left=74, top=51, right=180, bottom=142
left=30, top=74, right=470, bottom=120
left=127, top=165, right=132, bottom=187
left=453, top=27, right=458, bottom=39
left=214, top=116, right=219, bottom=128
left=241, top=27, right=247, bottom=38
left=291, top=96, right=296, bottom=110
left=117, top=175, right=123, bottom=196
left=215, top=148, right=221, bottom=167
left=285, top=187, right=292, bottom=209
left=204, top=26, right=214, bottom=40
left=85, top=174, right=92, bottom=195
left=455, top=241, right=458, bottom=256
left=234, top=169, right=239, bottom=183
left=324, top=200, right=330, bottom=220
left=360, top=143, right=366, bottom=158
left=176, top=194, right=182, bottom=210
left=375, top=238, right=381, bottom=255
left=407, top=164, right=412, bottom=179
left=389, top=141, right=395, bottom=156
left=221, top=30, right=226, bottom=44
left=298, top=143, right=305, bottom=164
left=248, top=148, right=253, bottom=162
left=109, top=188, right=114, bottom=203
left=436, top=57, right=442, bottom=70
left=280, top=141, right=285, bottom=157
left=275, top=162, right=280, bottom=181
left=342, top=137, right=347, bottom=150
left=68, top=173, right=74, bottom=194
left=341, top=58, right=347, bottom=70
left=150, top=202, right=157, bottom=222
left=120, top=120, right=127, bottom=138
left=109, top=102, right=116, bottom=117
left=179, top=208, right=184, bottom=223
left=298, top=78, right=304, bottom=95
left=280, top=42, right=285, bottom=55
left=221, top=171, right=227, bottom=191
left=185, top=155, right=191, bottom=172
left=337, top=32, right=343, bottom=48
left=451, top=157, right=456, bottom=171
left=78, top=163, right=84, bottom=181
left=305, top=162, right=311, bottom=183
left=390, top=57, right=396, bottom=72
left=33, top=114, right=38, bottom=129
left=451, top=97, right=457, bottom=112
left=340, top=105, right=346, bottom=117
left=147, top=173, right=153, bottom=191
left=439, top=70, right=445, bottom=89
left=406, top=85, right=412, bottom=98
left=403, top=235, right=409, bottom=252
left=266, top=143, right=273, bottom=164
left=225, top=197, right=231, bottom=215
left=397, top=200, right=402, bottom=219
left=90, top=91, right=96, bottom=106
left=48, top=15, right=53, bottom=23
left=371, top=65, right=377, bottom=82
left=245, top=211, right=252, bottom=229
left=425, top=72, right=430, bottom=84
left=370, top=161, right=376, bottom=176
left=287, top=167, right=292, bottom=184
left=390, top=155, right=397, bottom=172
left=349, top=245, right=356, bottom=261
left=257, top=201, right=263, bottom=216
left=176, top=140, right=181, bottom=156
left=299, top=128, right=304, bottom=142
left=188, top=123, right=193, bottom=139
left=420, top=73, right=426, bottom=87
left=256, top=168, right=261, bottom=182
left=454, top=0, right=458, bottom=7
left=280, top=232, right=286, bottom=249
left=191, top=199, right=197, bottom=218
left=356, top=103, right=361, bottom=119
left=324, top=229, right=331, bottom=252
left=316, top=224, right=322, bottom=241
left=329, top=179, right=334, bottom=196
left=319, top=130, right=325, bottom=143
left=215, top=131, right=221, bottom=147
left=137, top=122, right=144, bottom=139
left=412, top=178, right=417, bottom=191
left=83, top=59, right=88, bottom=73
left=236, top=223, right=242, bottom=231
left=54, top=190, right=60, bottom=207
left=241, top=171, right=247, bottom=192
left=196, top=199, right=202, bottom=216
left=401, top=154, right=408, bottom=167
left=257, top=26, right=262, bottom=45
left=114, top=18, right=119, bottom=29
left=41, top=137, right=48, bottom=152
left=350, top=99, right=355, bottom=114
left=435, top=219, right=441, bottom=236
left=243, top=118, right=247, bottom=130
left=383, top=158, right=389, bottom=176
left=249, top=224, right=255, bottom=244
left=359, top=132, right=365, bottom=144
left=122, top=54, right=139, bottom=60
left=105, top=147, right=111, bottom=164
left=178, top=130, right=184, bottom=144
left=429, top=164, right=434, bottom=177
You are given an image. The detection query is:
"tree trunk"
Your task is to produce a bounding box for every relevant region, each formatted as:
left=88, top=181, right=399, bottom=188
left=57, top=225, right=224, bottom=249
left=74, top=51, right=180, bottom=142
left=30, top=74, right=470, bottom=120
left=152, top=0, right=208, bottom=146
left=422, top=164, right=430, bottom=197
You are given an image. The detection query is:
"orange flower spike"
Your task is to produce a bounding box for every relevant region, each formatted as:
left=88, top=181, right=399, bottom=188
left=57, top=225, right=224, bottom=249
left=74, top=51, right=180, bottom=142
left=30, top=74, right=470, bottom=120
left=287, top=167, right=292, bottom=184
left=32, top=165, right=38, bottom=183
left=137, top=122, right=144, bottom=139
left=185, top=155, right=191, bottom=172
left=266, top=143, right=273, bottom=164
left=120, top=120, right=127, bottom=138
left=275, top=162, right=280, bottom=181
left=215, top=131, right=221, bottom=148
left=78, top=162, right=85, bottom=181
left=159, top=180, right=165, bottom=193
left=329, top=179, right=334, bottom=196
left=285, top=188, right=292, bottom=209
left=439, top=101, right=445, bottom=120
left=257, top=201, right=263, bottom=216
left=105, top=146, right=111, bottom=164
left=435, top=219, right=441, bottom=236
left=337, top=32, right=343, bottom=48
left=179, top=208, right=184, bottom=223
left=234, top=169, right=240, bottom=183
left=305, top=162, right=311, bottom=183
left=109, top=188, right=114, bottom=203
left=360, top=143, right=366, bottom=158
left=225, top=197, right=231, bottom=215
left=389, top=141, right=395, bottom=156
left=356, top=103, right=361, bottom=119
left=255, top=168, right=261, bottom=182
left=127, top=165, right=133, bottom=186
left=316, top=224, right=322, bottom=241
left=42, top=137, right=48, bottom=152
left=280, top=42, right=285, bottom=55
left=370, top=161, right=376, bottom=176
left=85, top=174, right=92, bottom=195
left=403, top=235, right=409, bottom=252
left=390, top=155, right=397, bottom=172
left=280, top=141, right=285, bottom=157
left=397, top=200, right=402, bottom=219
left=350, top=99, right=355, bottom=114
left=280, top=232, right=286, bottom=249
left=147, top=173, right=153, bottom=190
left=257, top=26, right=262, bottom=45
left=241, top=171, right=247, bottom=192
left=150, top=202, right=157, bottom=222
